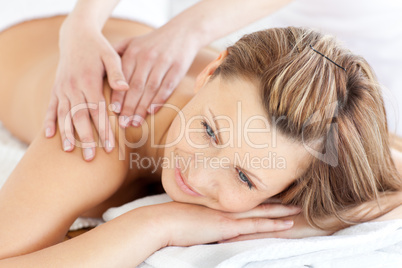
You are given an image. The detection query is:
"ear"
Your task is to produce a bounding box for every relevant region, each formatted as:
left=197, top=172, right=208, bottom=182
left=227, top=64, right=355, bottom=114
left=194, top=50, right=228, bottom=93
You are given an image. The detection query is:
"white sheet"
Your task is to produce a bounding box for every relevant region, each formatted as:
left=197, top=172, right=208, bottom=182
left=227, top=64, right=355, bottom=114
left=104, top=193, right=402, bottom=268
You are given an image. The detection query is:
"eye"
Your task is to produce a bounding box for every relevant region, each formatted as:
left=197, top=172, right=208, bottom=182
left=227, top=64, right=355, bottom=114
left=235, top=167, right=253, bottom=190
left=201, top=120, right=218, bottom=144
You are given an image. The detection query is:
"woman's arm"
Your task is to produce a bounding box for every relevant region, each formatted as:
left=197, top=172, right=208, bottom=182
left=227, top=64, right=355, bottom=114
left=0, top=206, right=162, bottom=267
left=0, top=202, right=299, bottom=267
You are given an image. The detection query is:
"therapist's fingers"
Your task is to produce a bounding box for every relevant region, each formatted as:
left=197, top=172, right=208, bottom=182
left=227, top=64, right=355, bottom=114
left=44, top=93, right=59, bottom=138
left=83, top=89, right=115, bottom=154
left=119, top=87, right=146, bottom=128
left=120, top=43, right=137, bottom=84
left=113, top=38, right=130, bottom=56
left=68, top=92, right=96, bottom=161
left=131, top=62, right=171, bottom=125
left=110, top=90, right=126, bottom=114
left=110, top=40, right=136, bottom=115
left=57, top=98, right=75, bottom=152
left=146, top=63, right=185, bottom=114
left=119, top=62, right=152, bottom=128
left=103, top=52, right=129, bottom=91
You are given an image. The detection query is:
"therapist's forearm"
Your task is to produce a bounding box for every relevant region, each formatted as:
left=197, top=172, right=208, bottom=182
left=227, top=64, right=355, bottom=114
left=168, top=0, right=293, bottom=48
left=67, top=0, right=121, bottom=30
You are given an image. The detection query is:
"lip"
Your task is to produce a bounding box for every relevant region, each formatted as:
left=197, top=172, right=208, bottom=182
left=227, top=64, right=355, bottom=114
left=175, top=158, right=202, bottom=197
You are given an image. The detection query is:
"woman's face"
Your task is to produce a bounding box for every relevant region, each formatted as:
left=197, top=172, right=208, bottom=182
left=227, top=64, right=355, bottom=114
left=162, top=74, right=311, bottom=213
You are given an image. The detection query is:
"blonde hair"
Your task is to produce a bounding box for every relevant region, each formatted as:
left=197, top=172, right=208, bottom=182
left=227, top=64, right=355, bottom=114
left=213, top=27, right=402, bottom=228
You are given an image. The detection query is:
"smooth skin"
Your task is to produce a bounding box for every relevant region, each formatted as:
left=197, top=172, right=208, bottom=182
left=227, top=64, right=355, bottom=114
left=44, top=0, right=293, bottom=160
left=0, top=17, right=303, bottom=265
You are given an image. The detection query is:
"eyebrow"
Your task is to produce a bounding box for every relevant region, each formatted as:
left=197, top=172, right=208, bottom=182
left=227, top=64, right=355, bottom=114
left=208, top=107, right=268, bottom=190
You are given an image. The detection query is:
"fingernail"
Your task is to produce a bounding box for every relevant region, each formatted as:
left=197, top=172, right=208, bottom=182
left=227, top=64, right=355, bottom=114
left=119, top=115, right=129, bottom=128
left=284, top=220, right=294, bottom=226
left=116, top=80, right=129, bottom=88
left=63, top=139, right=73, bottom=151
left=45, top=127, right=52, bottom=138
left=105, top=140, right=113, bottom=152
left=153, top=106, right=161, bottom=114
left=84, top=148, right=94, bottom=160
left=112, top=102, right=121, bottom=113
left=147, top=105, right=161, bottom=114
left=132, top=114, right=144, bottom=127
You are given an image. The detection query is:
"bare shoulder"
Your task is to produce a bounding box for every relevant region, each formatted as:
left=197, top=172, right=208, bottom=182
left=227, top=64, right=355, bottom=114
left=187, top=47, right=220, bottom=79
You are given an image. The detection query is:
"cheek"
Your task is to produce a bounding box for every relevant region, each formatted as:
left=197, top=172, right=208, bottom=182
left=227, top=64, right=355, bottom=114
left=216, top=187, right=263, bottom=212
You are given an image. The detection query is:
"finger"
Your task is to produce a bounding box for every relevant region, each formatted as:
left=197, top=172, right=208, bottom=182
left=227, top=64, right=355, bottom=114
left=120, top=46, right=137, bottom=84
left=120, top=64, right=152, bottom=128
left=131, top=63, right=170, bottom=126
left=102, top=52, right=129, bottom=91
left=69, top=93, right=96, bottom=161
left=84, top=93, right=115, bottom=153
left=231, top=204, right=302, bottom=220
left=119, top=89, right=145, bottom=128
left=43, top=93, right=59, bottom=138
left=57, top=98, right=74, bottom=152
left=219, top=230, right=289, bottom=243
left=146, top=64, right=184, bottom=114
left=113, top=38, right=130, bottom=56
left=233, top=218, right=294, bottom=238
left=112, top=50, right=137, bottom=116
left=110, top=89, right=126, bottom=114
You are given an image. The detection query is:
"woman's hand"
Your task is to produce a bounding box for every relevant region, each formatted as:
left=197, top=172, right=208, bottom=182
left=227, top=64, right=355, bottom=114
left=219, top=212, right=334, bottom=243
left=146, top=202, right=302, bottom=247
left=44, top=18, right=129, bottom=160
left=111, top=24, right=200, bottom=128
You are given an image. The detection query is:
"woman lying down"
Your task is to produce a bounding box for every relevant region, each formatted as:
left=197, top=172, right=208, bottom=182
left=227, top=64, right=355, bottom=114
left=0, top=16, right=401, bottom=266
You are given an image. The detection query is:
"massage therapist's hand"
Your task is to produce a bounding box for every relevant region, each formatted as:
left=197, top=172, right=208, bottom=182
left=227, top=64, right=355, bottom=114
left=44, top=18, right=129, bottom=161
left=109, top=0, right=294, bottom=128
left=111, top=23, right=200, bottom=128
left=147, top=202, right=301, bottom=247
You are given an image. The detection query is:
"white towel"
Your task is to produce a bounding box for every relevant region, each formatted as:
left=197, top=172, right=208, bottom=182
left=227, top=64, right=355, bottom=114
left=104, top=194, right=402, bottom=268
